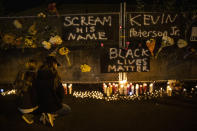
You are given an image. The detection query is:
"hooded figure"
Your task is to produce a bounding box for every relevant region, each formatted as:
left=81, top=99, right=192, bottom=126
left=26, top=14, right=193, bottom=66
left=35, top=55, right=71, bottom=127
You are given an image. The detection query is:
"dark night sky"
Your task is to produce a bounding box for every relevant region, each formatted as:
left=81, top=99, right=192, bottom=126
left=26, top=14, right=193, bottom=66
left=1, top=0, right=124, bottom=14
left=1, top=0, right=197, bottom=14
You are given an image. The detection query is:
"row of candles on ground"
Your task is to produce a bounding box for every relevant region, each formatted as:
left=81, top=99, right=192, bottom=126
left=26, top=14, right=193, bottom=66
left=102, top=81, right=172, bottom=97
left=72, top=90, right=161, bottom=101
left=0, top=89, right=16, bottom=96
left=0, top=84, right=72, bottom=96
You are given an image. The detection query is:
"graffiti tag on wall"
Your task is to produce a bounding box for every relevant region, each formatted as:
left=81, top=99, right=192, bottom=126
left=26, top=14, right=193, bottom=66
left=100, top=47, right=150, bottom=73
left=62, top=14, right=119, bottom=42
left=127, top=12, right=185, bottom=40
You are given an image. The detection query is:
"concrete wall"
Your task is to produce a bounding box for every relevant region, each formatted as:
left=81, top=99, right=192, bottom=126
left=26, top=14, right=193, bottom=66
left=0, top=4, right=197, bottom=84
left=0, top=47, right=197, bottom=84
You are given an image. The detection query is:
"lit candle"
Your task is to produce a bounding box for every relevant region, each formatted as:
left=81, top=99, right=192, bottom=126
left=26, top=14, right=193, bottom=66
left=167, top=85, right=172, bottom=96
left=143, top=83, right=147, bottom=93
left=68, top=84, right=72, bottom=94
left=112, top=83, right=115, bottom=94
left=191, top=88, right=195, bottom=94
left=106, top=87, right=110, bottom=97
left=109, top=84, right=113, bottom=95
left=103, top=83, right=107, bottom=95
left=183, top=88, right=187, bottom=96
left=124, top=84, right=128, bottom=96
left=160, top=87, right=163, bottom=97
left=169, top=88, right=172, bottom=96
left=62, top=83, right=67, bottom=95
left=119, top=84, right=124, bottom=95
left=139, top=84, right=143, bottom=94
left=115, top=84, right=118, bottom=94
left=136, top=84, right=139, bottom=96
left=127, top=84, right=130, bottom=95
left=131, top=85, right=134, bottom=95
left=149, top=83, right=153, bottom=93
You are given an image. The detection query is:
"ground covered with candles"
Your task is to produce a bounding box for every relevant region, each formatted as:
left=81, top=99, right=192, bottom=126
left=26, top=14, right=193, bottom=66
left=0, top=90, right=197, bottom=131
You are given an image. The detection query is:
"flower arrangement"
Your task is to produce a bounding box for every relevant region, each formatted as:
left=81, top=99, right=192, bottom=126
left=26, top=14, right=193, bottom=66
left=0, top=3, right=63, bottom=51
left=155, top=36, right=174, bottom=58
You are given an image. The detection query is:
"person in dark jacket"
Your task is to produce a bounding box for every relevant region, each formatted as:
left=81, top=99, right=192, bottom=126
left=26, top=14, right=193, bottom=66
left=15, top=59, right=38, bottom=124
left=36, top=55, right=71, bottom=127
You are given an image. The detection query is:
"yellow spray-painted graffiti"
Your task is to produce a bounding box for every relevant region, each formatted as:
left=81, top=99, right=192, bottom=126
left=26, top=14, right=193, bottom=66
left=80, top=64, right=91, bottom=72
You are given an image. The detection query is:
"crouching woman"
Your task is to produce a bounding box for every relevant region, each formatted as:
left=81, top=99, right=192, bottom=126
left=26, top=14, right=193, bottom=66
left=35, top=56, right=71, bottom=127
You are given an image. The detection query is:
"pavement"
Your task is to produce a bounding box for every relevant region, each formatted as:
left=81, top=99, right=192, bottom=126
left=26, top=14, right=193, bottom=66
left=0, top=92, right=197, bottom=131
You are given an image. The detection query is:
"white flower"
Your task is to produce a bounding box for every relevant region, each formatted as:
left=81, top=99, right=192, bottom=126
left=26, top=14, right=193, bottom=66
left=162, top=36, right=174, bottom=46
left=49, top=35, right=62, bottom=45
left=42, top=41, right=51, bottom=50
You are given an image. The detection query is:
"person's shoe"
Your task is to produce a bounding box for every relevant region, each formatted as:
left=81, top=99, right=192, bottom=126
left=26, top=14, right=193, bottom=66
left=40, top=113, right=47, bottom=125
left=47, top=113, right=55, bottom=127
left=40, top=113, right=56, bottom=127
left=22, top=114, right=34, bottom=124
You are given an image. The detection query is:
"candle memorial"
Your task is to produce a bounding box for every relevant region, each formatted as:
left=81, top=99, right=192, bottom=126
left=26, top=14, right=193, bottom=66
left=1, top=81, right=196, bottom=104
left=102, top=81, right=160, bottom=98
left=0, top=89, right=16, bottom=96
